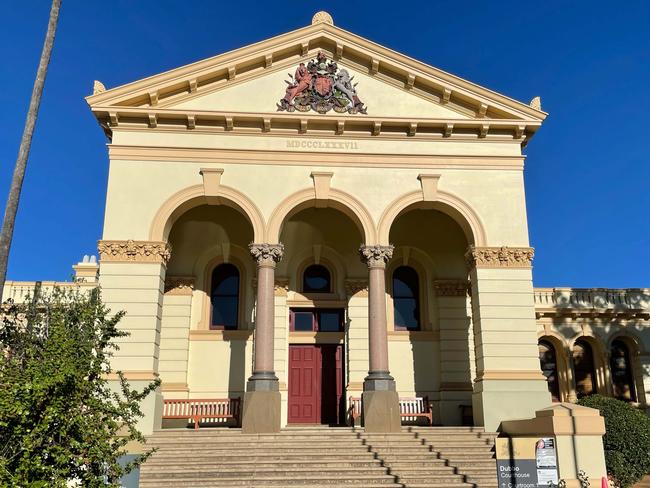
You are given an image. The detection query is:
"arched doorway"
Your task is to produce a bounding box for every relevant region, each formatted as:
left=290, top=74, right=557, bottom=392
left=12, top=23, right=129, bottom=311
left=163, top=204, right=256, bottom=407
left=388, top=206, right=471, bottom=425
left=610, top=339, right=637, bottom=402
left=278, top=205, right=366, bottom=425
left=573, top=339, right=597, bottom=398
left=538, top=340, right=561, bottom=402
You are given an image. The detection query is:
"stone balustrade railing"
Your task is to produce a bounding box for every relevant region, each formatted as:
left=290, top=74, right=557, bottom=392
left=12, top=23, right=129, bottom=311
left=1, top=280, right=98, bottom=304
left=534, top=287, right=650, bottom=315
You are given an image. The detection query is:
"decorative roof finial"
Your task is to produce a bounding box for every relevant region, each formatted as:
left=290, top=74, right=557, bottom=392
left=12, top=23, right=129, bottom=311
left=529, top=96, right=542, bottom=111
left=312, top=11, right=333, bottom=25
left=93, top=80, right=106, bottom=95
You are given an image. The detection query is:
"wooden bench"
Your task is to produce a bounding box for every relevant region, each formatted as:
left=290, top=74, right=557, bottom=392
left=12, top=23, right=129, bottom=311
left=348, top=396, right=433, bottom=426
left=162, top=398, right=241, bottom=429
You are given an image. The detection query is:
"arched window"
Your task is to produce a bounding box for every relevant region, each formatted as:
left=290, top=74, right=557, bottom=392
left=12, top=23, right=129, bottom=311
left=538, top=340, right=561, bottom=402
left=303, top=264, right=331, bottom=293
left=610, top=339, right=636, bottom=402
left=392, top=266, right=420, bottom=331
left=211, top=263, right=240, bottom=330
left=573, top=339, right=596, bottom=398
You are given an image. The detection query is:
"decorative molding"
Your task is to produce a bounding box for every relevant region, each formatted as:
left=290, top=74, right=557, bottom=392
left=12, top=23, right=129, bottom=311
left=417, top=174, right=441, bottom=202
left=98, top=240, right=171, bottom=265
left=345, top=278, right=369, bottom=297
left=387, top=331, right=440, bottom=342
left=274, top=278, right=290, bottom=296
left=359, top=245, right=394, bottom=269
left=160, top=382, right=189, bottom=392
left=529, top=96, right=542, bottom=111
left=199, top=167, right=224, bottom=197
left=433, top=279, right=469, bottom=297
left=164, top=276, right=195, bottom=295
left=312, top=11, right=333, bottom=25
left=104, top=371, right=159, bottom=381
left=249, top=243, right=284, bottom=267
left=310, top=171, right=333, bottom=202
left=189, top=330, right=253, bottom=341
left=465, top=246, right=534, bottom=269
left=92, top=80, right=106, bottom=95
left=475, top=370, right=546, bottom=382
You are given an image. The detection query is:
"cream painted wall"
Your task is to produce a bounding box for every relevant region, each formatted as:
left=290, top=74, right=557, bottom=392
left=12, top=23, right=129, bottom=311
left=102, top=156, right=530, bottom=247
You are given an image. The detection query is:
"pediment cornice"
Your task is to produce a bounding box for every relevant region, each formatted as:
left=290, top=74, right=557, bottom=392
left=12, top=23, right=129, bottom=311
left=87, top=16, right=546, bottom=143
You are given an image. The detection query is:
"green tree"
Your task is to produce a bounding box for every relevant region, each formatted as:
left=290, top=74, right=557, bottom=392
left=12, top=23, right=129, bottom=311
left=0, top=287, right=159, bottom=487
left=578, top=394, right=650, bottom=488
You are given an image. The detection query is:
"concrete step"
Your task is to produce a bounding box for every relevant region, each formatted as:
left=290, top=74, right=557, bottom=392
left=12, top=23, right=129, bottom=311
left=141, top=426, right=499, bottom=488
left=139, top=474, right=400, bottom=485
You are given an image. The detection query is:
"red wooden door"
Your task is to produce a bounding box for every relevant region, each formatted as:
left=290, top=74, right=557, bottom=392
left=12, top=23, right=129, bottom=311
left=288, top=345, right=320, bottom=423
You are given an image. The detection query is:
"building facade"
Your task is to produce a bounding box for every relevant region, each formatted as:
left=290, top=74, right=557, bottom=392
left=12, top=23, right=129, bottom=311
left=4, top=12, right=648, bottom=435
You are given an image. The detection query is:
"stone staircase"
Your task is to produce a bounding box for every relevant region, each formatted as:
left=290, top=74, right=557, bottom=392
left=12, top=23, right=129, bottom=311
left=140, top=426, right=498, bottom=487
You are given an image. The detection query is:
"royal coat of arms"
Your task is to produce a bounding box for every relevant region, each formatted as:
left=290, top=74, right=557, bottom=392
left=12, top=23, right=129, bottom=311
left=277, top=51, right=367, bottom=114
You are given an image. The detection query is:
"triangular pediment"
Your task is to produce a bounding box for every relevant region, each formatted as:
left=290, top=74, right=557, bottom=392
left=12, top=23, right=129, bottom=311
left=167, top=60, right=472, bottom=119
left=87, top=14, right=546, bottom=141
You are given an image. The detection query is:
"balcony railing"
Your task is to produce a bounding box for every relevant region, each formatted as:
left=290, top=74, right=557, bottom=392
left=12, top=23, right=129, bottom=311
left=534, top=287, right=650, bottom=315
left=1, top=281, right=98, bottom=304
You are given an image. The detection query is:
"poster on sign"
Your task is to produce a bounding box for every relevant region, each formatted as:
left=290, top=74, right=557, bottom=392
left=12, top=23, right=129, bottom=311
left=495, top=436, right=559, bottom=487
left=536, top=437, right=559, bottom=486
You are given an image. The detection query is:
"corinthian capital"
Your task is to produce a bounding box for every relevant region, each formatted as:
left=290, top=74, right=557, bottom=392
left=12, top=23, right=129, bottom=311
left=359, top=245, right=394, bottom=268
left=249, top=243, right=284, bottom=267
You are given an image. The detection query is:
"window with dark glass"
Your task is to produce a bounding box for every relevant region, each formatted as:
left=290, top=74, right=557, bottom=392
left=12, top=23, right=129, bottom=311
left=539, top=340, right=561, bottom=402
left=392, top=266, right=420, bottom=331
left=610, top=339, right=636, bottom=402
left=290, top=309, right=343, bottom=332
left=210, top=263, right=239, bottom=330
left=302, top=264, right=331, bottom=293
left=573, top=340, right=596, bottom=398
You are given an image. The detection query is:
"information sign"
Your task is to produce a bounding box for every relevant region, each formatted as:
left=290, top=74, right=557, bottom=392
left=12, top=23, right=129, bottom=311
left=495, top=437, right=559, bottom=487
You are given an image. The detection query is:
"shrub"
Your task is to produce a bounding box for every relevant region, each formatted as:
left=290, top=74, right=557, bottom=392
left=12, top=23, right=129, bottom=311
left=577, top=394, right=650, bottom=488
left=0, top=287, right=159, bottom=487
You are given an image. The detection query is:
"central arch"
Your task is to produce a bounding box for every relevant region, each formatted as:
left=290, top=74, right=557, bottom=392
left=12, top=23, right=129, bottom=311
left=267, top=188, right=377, bottom=245
left=377, top=190, right=487, bottom=246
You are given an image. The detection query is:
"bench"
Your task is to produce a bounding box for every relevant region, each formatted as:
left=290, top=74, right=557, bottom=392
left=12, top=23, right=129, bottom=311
left=348, top=396, right=433, bottom=426
left=162, top=398, right=241, bottom=429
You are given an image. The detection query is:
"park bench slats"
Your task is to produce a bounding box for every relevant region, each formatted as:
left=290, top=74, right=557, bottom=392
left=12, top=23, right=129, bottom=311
left=348, top=395, right=432, bottom=425
left=162, top=398, right=240, bottom=429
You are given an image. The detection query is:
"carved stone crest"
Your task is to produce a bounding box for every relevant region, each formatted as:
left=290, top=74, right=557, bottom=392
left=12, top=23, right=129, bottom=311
left=277, top=51, right=367, bottom=114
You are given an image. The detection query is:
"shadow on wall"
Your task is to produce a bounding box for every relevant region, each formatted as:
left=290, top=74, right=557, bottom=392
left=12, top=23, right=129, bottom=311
left=412, top=340, right=437, bottom=397
left=228, top=339, right=247, bottom=398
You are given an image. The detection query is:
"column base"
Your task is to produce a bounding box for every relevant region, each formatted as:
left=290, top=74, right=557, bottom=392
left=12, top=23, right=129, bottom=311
left=363, top=371, right=396, bottom=391
left=472, top=378, right=551, bottom=431
left=241, top=390, right=281, bottom=433
left=246, top=371, right=279, bottom=391
left=362, top=390, right=401, bottom=433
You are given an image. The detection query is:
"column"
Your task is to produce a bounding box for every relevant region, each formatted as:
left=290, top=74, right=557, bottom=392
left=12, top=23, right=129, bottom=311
left=359, top=245, right=401, bottom=432
left=242, top=243, right=284, bottom=433
left=466, top=246, right=551, bottom=431
left=97, top=239, right=171, bottom=435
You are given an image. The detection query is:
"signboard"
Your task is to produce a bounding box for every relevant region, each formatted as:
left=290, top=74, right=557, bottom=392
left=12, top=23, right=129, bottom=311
left=496, top=437, right=559, bottom=488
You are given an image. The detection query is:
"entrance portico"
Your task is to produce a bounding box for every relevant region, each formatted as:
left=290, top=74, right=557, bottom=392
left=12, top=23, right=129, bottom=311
left=88, top=11, right=551, bottom=434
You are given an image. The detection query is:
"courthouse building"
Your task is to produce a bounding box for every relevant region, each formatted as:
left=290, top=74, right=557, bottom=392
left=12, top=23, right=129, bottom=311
left=4, top=12, right=649, bottom=435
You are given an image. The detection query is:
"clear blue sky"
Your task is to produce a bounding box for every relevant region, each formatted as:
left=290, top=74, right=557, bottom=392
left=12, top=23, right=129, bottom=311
left=1, top=1, right=648, bottom=287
